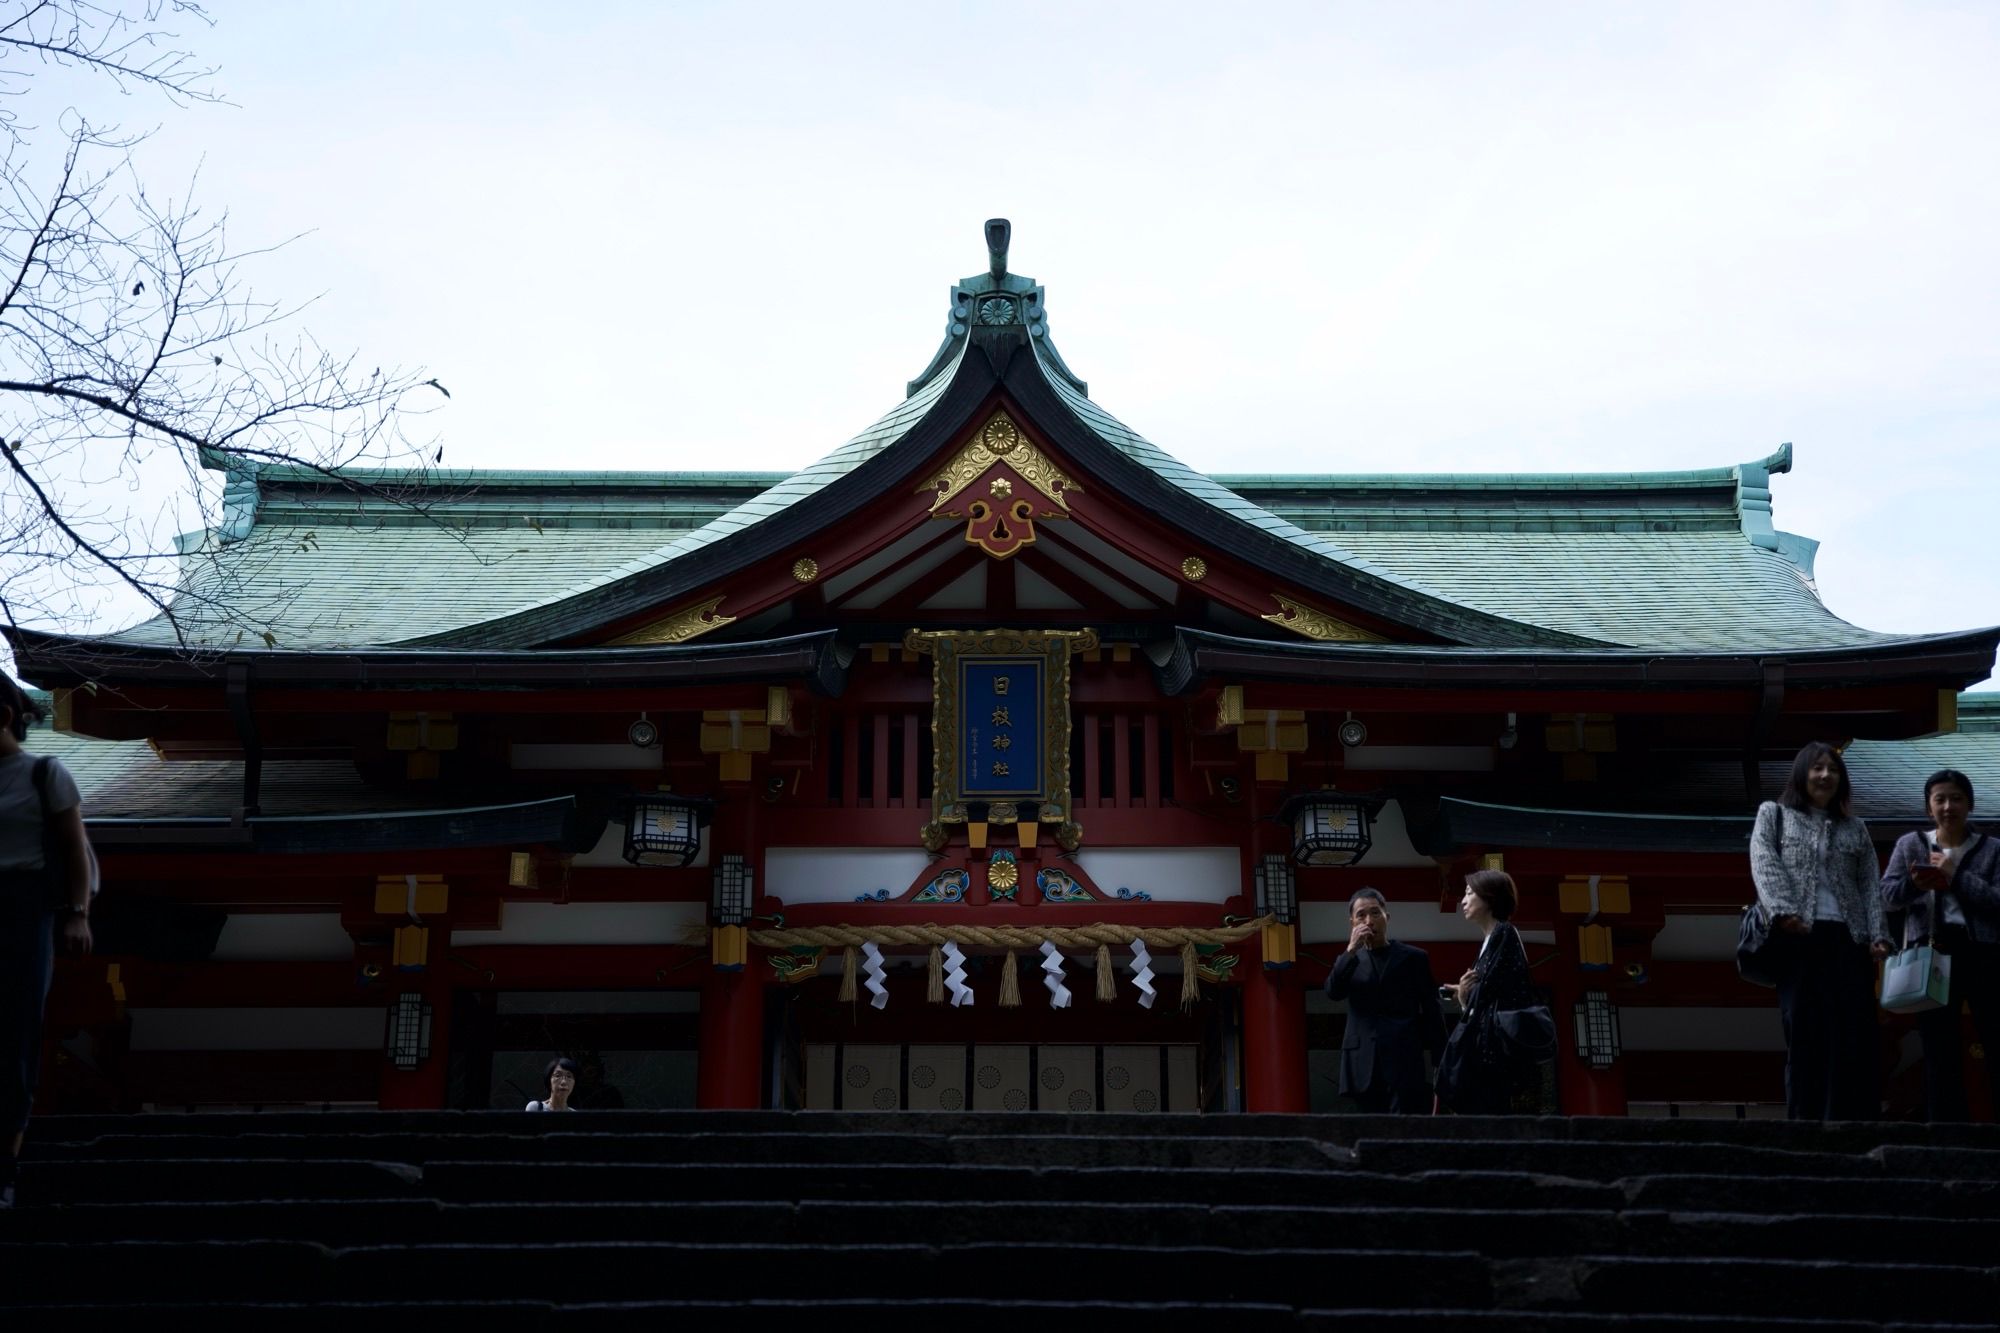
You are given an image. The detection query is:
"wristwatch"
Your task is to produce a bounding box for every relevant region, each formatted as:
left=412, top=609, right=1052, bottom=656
left=63, top=905, right=89, bottom=918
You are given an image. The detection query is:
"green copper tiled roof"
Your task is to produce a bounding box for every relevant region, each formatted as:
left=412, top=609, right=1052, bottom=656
left=95, top=239, right=1907, bottom=656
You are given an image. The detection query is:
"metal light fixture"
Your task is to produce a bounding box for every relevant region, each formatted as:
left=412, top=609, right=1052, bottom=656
left=1278, top=790, right=1382, bottom=868
left=712, top=852, right=755, bottom=926
left=628, top=712, right=660, bottom=748
left=1253, top=853, right=1297, bottom=925
left=1573, top=990, right=1621, bottom=1069
left=621, top=791, right=710, bottom=868
left=386, top=991, right=432, bottom=1070
left=1337, top=713, right=1368, bottom=748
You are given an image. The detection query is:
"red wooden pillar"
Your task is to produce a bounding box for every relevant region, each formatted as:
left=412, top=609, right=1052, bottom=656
left=1552, top=917, right=1628, bottom=1117
left=697, top=964, right=766, bottom=1108
left=1242, top=943, right=1309, bottom=1112
left=697, top=757, right=765, bottom=1109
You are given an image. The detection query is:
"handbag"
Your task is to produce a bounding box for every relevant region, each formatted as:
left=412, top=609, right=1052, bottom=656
left=1493, top=1003, right=1558, bottom=1064
left=1737, top=809, right=1785, bottom=987
left=1882, top=908, right=1953, bottom=1014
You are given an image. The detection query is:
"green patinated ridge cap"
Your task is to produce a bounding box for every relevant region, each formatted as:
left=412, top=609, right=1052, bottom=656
left=907, top=218, right=1087, bottom=399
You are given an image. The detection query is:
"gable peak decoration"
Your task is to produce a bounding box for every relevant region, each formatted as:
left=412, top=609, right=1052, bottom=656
left=906, top=218, right=1088, bottom=399
left=922, top=408, right=1080, bottom=561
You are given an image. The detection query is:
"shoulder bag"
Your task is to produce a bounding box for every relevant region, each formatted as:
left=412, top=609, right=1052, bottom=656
left=1737, top=807, right=1785, bottom=987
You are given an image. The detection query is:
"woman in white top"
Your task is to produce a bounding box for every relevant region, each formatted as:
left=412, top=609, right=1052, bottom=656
left=1749, top=741, right=1891, bottom=1121
left=2, top=677, right=95, bottom=1208
left=1881, top=769, right=2000, bottom=1121
left=527, top=1057, right=580, bottom=1112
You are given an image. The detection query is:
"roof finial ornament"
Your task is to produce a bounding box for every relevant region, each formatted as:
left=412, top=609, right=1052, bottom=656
left=986, top=218, right=1010, bottom=279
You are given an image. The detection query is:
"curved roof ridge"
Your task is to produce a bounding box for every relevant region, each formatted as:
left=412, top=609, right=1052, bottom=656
left=382, top=338, right=971, bottom=644
left=1025, top=339, right=1594, bottom=643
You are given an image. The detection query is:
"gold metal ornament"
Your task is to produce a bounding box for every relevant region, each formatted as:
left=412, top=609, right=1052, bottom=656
left=606, top=595, right=736, bottom=646
left=791, top=557, right=819, bottom=583
left=988, top=854, right=1020, bottom=892
left=1181, top=556, right=1208, bottom=581
left=1260, top=594, right=1385, bottom=643
left=920, top=409, right=1079, bottom=513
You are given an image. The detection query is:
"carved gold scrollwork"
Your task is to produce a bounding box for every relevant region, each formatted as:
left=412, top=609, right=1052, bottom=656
left=1260, top=594, right=1385, bottom=643
left=919, top=409, right=1080, bottom=513
left=606, top=595, right=736, bottom=646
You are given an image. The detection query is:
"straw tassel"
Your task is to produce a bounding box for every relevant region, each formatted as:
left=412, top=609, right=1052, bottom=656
left=999, top=949, right=1021, bottom=1007
left=1179, top=942, right=1201, bottom=1012
left=927, top=944, right=945, bottom=1004
left=838, top=945, right=858, bottom=1003
left=1095, top=944, right=1116, bottom=1002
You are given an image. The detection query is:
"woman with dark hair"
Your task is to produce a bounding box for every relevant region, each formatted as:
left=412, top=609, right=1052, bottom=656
left=1881, top=769, right=2000, bottom=1120
left=526, top=1057, right=580, bottom=1112
left=1, top=677, right=94, bottom=1209
left=1750, top=741, right=1891, bottom=1120
left=1435, top=869, right=1536, bottom=1114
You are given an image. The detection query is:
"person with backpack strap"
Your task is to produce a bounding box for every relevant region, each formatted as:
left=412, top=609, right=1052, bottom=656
left=0, top=676, right=94, bottom=1209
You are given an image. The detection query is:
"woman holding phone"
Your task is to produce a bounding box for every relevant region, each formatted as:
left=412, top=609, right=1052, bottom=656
left=1881, top=769, right=2000, bottom=1121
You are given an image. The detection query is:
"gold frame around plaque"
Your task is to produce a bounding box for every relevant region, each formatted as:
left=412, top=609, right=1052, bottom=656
left=907, top=627, right=1097, bottom=849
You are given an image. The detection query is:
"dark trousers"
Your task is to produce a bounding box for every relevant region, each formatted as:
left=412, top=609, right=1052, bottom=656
left=2, top=901, right=55, bottom=1155
left=1775, top=921, right=1879, bottom=1121
left=1350, top=1072, right=1431, bottom=1115
left=1915, top=938, right=2000, bottom=1122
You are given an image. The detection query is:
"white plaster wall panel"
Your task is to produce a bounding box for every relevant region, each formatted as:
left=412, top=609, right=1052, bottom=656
left=804, top=1043, right=838, bottom=1110
left=1101, top=1044, right=1163, bottom=1113
left=449, top=901, right=705, bottom=946
left=1301, top=898, right=1552, bottom=946
left=210, top=913, right=353, bottom=961
left=841, top=1044, right=902, bottom=1112
left=1618, top=1006, right=1786, bottom=1052
left=765, top=847, right=934, bottom=905
left=907, top=1044, right=968, bottom=1112
left=1166, top=1044, right=1200, bottom=1112
left=972, top=1044, right=1031, bottom=1111
left=1037, top=1043, right=1097, bottom=1113
left=1651, top=914, right=1745, bottom=961
left=130, top=1007, right=384, bottom=1051
left=1071, top=847, right=1240, bottom=903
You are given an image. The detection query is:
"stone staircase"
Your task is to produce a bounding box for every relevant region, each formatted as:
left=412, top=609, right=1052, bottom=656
left=6, top=1111, right=2000, bottom=1327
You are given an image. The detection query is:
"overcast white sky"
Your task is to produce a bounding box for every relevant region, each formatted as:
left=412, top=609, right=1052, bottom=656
left=17, top=1, right=2000, bottom=679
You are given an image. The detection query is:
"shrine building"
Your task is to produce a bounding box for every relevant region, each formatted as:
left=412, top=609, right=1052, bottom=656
left=11, top=221, right=2000, bottom=1118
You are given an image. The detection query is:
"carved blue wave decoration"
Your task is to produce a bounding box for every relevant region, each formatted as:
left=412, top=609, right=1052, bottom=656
left=912, top=869, right=971, bottom=905
left=1114, top=887, right=1153, bottom=902
left=853, top=888, right=892, bottom=903
left=1037, top=867, right=1095, bottom=903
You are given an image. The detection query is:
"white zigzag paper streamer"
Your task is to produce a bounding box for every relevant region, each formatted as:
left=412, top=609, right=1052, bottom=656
left=1129, top=938, right=1157, bottom=1010
left=1039, top=939, right=1072, bottom=1010
left=862, top=940, right=889, bottom=1010
left=941, top=941, right=973, bottom=1007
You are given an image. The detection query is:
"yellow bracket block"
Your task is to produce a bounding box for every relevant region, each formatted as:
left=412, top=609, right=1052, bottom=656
left=1558, top=876, right=1632, bottom=916
left=392, top=924, right=430, bottom=970
left=375, top=875, right=449, bottom=916
left=712, top=924, right=749, bottom=970
left=387, top=712, right=458, bottom=752
left=1546, top=713, right=1616, bottom=754
left=1577, top=923, right=1614, bottom=970
left=1261, top=922, right=1298, bottom=969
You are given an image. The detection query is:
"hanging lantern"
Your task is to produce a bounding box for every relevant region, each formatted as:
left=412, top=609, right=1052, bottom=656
left=621, top=791, right=710, bottom=868
left=1253, top=854, right=1297, bottom=925
left=1278, top=791, right=1382, bottom=868
left=712, top=852, right=755, bottom=926
left=1573, top=990, right=1621, bottom=1069
left=385, top=992, right=432, bottom=1070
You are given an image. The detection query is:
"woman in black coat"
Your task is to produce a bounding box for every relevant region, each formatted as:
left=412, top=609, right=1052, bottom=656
left=1436, top=869, right=1537, bottom=1114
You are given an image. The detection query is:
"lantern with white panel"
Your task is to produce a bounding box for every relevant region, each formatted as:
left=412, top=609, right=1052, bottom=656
left=621, top=791, right=710, bottom=868
left=1253, top=853, right=1298, bottom=969
left=1278, top=790, right=1382, bottom=868
left=710, top=852, right=756, bottom=970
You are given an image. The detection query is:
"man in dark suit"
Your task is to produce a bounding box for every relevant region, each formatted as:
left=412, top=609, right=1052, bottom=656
left=1324, top=888, right=1446, bottom=1113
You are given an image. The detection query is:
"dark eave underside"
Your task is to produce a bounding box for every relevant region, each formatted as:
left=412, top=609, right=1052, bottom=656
left=5, top=628, right=848, bottom=695
left=1154, top=626, right=2000, bottom=696
left=85, top=795, right=590, bottom=855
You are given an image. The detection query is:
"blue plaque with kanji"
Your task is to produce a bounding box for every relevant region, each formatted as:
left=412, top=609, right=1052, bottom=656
left=958, top=656, right=1042, bottom=799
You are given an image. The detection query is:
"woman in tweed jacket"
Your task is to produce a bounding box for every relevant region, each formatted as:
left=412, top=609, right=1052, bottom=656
left=1750, top=741, right=1891, bottom=1120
